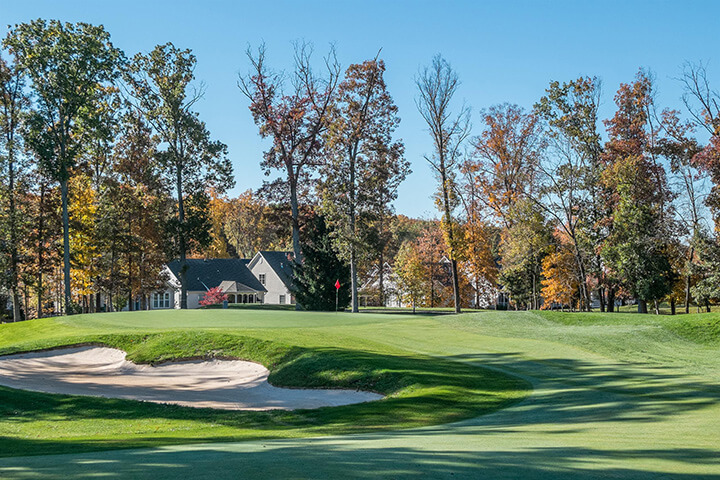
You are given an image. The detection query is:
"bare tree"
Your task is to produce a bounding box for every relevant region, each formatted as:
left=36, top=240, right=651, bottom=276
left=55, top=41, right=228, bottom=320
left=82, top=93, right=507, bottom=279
left=416, top=55, right=470, bottom=313
left=681, top=62, right=720, bottom=137
left=239, top=42, right=341, bottom=280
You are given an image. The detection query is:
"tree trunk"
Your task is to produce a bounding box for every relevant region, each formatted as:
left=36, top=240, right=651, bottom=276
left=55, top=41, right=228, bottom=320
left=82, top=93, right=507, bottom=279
left=670, top=297, right=676, bottom=315
left=430, top=267, right=435, bottom=308
left=653, top=299, right=660, bottom=315
left=638, top=299, right=648, bottom=314
left=60, top=178, right=72, bottom=315
left=685, top=267, right=692, bottom=314
left=350, top=247, right=359, bottom=313
left=706, top=301, right=711, bottom=313
left=176, top=169, right=188, bottom=310
left=532, top=273, right=537, bottom=310
left=128, top=253, right=134, bottom=312
left=439, top=161, right=461, bottom=313
left=378, top=252, right=385, bottom=307
left=36, top=183, right=47, bottom=319
left=348, top=146, right=359, bottom=313
left=7, top=148, right=21, bottom=322
left=450, top=258, right=461, bottom=313
left=96, top=292, right=101, bottom=313
left=598, top=287, right=606, bottom=312
left=288, top=174, right=302, bottom=311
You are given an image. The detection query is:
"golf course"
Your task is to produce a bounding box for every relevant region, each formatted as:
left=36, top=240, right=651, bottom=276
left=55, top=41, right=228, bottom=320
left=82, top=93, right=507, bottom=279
left=1, top=308, right=719, bottom=479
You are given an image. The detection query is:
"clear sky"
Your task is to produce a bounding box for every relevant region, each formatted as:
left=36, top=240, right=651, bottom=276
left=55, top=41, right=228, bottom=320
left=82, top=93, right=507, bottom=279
left=2, top=0, right=719, bottom=218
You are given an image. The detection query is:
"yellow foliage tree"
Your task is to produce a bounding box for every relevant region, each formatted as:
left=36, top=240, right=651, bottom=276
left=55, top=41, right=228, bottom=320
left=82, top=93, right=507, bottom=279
left=69, top=174, right=98, bottom=306
left=540, top=243, right=579, bottom=310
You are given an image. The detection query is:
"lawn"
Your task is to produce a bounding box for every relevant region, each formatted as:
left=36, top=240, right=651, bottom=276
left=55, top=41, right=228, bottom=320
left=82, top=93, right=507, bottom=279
left=1, top=308, right=720, bottom=479
left=0, top=310, right=528, bottom=457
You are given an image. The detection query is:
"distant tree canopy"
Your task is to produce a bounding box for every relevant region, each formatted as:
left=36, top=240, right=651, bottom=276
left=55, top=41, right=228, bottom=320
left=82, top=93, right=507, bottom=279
left=2, top=19, right=720, bottom=319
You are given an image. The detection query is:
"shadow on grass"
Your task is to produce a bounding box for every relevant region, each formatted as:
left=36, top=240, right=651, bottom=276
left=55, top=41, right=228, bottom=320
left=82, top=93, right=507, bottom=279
left=1, top=442, right=719, bottom=479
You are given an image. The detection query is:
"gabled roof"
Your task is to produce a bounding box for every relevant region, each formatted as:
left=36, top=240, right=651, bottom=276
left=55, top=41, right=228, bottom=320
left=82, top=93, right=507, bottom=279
left=218, top=280, right=260, bottom=294
left=166, top=258, right=266, bottom=292
left=248, top=251, right=294, bottom=289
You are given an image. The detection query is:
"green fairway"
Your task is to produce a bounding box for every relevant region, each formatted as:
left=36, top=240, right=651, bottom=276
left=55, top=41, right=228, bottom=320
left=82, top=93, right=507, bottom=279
left=1, top=309, right=720, bottom=478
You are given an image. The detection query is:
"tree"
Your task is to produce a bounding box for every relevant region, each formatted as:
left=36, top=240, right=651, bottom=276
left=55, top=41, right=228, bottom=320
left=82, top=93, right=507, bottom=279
left=292, top=214, right=350, bottom=311
left=203, top=191, right=236, bottom=259
left=601, top=71, right=676, bottom=313
left=239, top=43, right=341, bottom=275
left=125, top=43, right=234, bottom=309
left=321, top=58, right=409, bottom=313
left=4, top=19, right=123, bottom=314
left=541, top=232, right=581, bottom=310
left=395, top=241, right=427, bottom=313
left=22, top=169, right=61, bottom=318
left=97, top=110, right=168, bottom=312
left=460, top=218, right=499, bottom=308
left=222, top=190, right=290, bottom=258
left=414, top=222, right=453, bottom=307
left=658, top=109, right=706, bottom=313
left=469, top=103, right=543, bottom=227
left=499, top=200, right=552, bottom=309
left=0, top=55, right=29, bottom=321
left=457, top=160, right=499, bottom=308
left=199, top=286, right=227, bottom=307
left=68, top=174, right=98, bottom=313
left=534, top=77, right=605, bottom=311
left=416, top=55, right=470, bottom=314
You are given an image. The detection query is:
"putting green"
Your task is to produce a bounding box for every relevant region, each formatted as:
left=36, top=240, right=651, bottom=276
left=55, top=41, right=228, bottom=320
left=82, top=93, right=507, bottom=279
left=1, top=309, right=720, bottom=479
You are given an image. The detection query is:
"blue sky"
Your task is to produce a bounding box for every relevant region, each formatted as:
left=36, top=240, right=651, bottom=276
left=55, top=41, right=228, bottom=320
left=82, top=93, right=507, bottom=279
left=2, top=0, right=719, bottom=218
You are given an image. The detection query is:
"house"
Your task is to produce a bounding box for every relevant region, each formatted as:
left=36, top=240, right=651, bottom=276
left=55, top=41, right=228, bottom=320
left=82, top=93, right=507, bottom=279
left=359, top=262, right=403, bottom=307
left=360, top=257, right=501, bottom=309
left=164, top=258, right=267, bottom=309
left=247, top=251, right=295, bottom=305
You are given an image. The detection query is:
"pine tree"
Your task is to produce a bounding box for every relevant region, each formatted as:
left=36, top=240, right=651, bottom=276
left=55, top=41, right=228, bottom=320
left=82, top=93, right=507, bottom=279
left=292, top=214, right=350, bottom=311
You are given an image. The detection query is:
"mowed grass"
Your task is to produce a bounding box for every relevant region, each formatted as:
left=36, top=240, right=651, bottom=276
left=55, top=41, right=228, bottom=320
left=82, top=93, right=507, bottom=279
left=0, top=310, right=529, bottom=457
left=2, top=309, right=720, bottom=478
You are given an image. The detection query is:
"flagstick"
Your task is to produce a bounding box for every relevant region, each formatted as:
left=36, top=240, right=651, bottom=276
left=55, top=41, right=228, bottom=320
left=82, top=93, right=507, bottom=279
left=335, top=288, right=338, bottom=312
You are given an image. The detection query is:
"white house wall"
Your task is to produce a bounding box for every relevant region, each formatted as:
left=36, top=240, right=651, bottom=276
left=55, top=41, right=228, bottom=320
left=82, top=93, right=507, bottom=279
left=249, top=256, right=293, bottom=305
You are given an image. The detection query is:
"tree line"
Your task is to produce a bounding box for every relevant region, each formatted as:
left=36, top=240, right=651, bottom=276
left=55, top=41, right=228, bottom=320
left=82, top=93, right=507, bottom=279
left=2, top=19, right=720, bottom=319
left=395, top=58, right=720, bottom=315
left=0, top=20, right=410, bottom=318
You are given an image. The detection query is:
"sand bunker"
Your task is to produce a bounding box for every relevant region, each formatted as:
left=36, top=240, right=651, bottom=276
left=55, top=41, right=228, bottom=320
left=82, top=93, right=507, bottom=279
left=0, top=346, right=383, bottom=410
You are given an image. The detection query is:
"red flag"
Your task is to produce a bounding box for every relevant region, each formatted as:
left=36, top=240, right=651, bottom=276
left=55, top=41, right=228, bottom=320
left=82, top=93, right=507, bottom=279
left=335, top=279, right=341, bottom=290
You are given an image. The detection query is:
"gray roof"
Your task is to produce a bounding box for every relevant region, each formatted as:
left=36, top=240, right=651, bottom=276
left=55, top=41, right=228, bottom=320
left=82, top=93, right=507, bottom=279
left=254, top=251, right=294, bottom=289
left=167, top=258, right=266, bottom=292
left=218, top=280, right=260, bottom=294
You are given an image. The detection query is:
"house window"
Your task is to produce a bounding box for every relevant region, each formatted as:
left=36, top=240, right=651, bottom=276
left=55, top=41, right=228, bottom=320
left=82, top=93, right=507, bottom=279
left=279, top=294, right=286, bottom=305
left=259, top=273, right=266, bottom=285
left=153, top=292, right=171, bottom=309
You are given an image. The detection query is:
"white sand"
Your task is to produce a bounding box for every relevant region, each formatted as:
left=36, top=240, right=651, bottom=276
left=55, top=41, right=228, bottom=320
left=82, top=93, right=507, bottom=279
left=0, top=346, right=383, bottom=410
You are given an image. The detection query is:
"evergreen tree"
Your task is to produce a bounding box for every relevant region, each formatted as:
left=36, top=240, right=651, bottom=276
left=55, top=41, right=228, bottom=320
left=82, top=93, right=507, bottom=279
left=292, top=214, right=350, bottom=311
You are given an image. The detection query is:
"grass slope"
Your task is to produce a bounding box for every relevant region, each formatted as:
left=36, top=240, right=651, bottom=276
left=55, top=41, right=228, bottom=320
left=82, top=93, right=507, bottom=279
left=0, top=311, right=528, bottom=457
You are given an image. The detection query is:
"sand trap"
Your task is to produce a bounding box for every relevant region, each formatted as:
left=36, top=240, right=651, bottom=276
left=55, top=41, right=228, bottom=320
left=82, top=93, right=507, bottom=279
left=0, top=346, right=383, bottom=410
